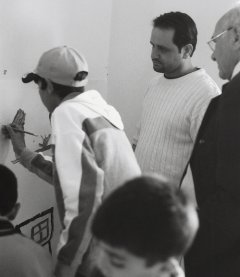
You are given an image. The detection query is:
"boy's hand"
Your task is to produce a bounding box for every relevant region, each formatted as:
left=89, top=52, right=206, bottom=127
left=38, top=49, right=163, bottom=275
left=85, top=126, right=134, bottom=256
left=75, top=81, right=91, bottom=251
left=12, top=108, right=26, bottom=127
left=1, top=125, right=11, bottom=138
left=1, top=108, right=26, bottom=139
left=5, top=124, right=26, bottom=157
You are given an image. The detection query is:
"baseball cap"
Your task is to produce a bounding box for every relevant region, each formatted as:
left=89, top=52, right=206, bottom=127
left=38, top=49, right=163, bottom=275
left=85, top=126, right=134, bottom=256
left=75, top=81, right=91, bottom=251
left=22, top=46, right=88, bottom=87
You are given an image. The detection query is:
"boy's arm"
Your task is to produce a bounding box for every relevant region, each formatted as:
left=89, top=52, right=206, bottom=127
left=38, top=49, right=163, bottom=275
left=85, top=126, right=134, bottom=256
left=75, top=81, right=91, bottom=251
left=5, top=125, right=53, bottom=184
left=20, top=149, right=53, bottom=184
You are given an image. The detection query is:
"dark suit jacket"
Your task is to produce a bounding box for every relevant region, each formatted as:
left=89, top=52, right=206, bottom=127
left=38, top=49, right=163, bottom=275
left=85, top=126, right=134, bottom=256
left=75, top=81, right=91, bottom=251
left=185, top=72, right=240, bottom=277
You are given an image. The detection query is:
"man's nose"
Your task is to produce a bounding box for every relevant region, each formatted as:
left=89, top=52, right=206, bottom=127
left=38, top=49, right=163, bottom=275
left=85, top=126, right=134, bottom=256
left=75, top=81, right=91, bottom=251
left=151, top=47, right=159, bottom=59
left=211, top=52, right=216, bottom=61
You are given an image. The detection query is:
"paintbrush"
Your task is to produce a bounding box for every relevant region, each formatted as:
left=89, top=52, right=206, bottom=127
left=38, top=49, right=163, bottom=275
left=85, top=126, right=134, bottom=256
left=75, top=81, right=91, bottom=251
left=1, top=123, right=38, bottom=137
left=11, top=127, right=38, bottom=137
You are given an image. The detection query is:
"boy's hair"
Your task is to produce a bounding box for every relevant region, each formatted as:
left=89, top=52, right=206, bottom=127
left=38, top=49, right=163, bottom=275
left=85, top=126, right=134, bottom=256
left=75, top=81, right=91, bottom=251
left=22, top=72, right=86, bottom=99
left=0, top=165, right=18, bottom=216
left=51, top=81, right=85, bottom=99
left=92, top=175, right=198, bottom=266
left=153, top=11, right=198, bottom=56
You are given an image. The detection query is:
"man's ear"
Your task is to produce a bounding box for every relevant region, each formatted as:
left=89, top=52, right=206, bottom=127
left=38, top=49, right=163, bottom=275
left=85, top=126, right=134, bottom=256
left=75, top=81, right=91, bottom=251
left=45, top=80, right=54, bottom=95
left=232, top=28, right=240, bottom=50
left=182, top=44, right=193, bottom=59
left=7, top=202, right=21, bottom=221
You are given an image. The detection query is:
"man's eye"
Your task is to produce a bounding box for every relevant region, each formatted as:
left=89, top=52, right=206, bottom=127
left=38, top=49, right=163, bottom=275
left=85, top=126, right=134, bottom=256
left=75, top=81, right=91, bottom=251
left=158, top=47, right=168, bottom=53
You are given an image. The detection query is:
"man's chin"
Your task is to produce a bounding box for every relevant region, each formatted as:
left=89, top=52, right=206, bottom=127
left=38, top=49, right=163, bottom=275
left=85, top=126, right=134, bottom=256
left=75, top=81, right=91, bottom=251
left=219, top=70, right=230, bottom=81
left=153, top=65, right=164, bottom=73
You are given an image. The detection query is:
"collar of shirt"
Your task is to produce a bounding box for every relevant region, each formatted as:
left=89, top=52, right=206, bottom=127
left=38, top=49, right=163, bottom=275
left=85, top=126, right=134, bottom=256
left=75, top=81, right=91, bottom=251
left=231, top=60, right=240, bottom=80
left=0, top=219, right=16, bottom=236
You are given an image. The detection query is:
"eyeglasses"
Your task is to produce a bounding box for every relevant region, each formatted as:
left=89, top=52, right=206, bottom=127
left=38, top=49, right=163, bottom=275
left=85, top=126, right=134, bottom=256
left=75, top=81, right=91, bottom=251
left=207, top=27, right=233, bottom=51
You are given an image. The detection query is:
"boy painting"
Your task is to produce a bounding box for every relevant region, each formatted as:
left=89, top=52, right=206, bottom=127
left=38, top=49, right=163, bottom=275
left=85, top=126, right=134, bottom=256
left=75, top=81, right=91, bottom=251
left=7, top=46, right=140, bottom=277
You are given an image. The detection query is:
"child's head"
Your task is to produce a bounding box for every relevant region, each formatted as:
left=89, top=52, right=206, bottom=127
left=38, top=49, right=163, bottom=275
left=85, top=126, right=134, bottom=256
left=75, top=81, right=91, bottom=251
left=22, top=46, right=88, bottom=112
left=91, top=175, right=199, bottom=277
left=0, top=164, right=20, bottom=220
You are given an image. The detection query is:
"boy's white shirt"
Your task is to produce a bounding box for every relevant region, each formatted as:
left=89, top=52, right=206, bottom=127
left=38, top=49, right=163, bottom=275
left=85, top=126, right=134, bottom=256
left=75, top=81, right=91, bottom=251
left=51, top=89, right=140, bottom=267
left=67, top=90, right=124, bottom=129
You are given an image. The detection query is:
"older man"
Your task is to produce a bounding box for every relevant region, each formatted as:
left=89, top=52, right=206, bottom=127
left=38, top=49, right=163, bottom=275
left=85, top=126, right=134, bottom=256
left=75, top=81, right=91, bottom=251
left=185, top=4, right=240, bottom=277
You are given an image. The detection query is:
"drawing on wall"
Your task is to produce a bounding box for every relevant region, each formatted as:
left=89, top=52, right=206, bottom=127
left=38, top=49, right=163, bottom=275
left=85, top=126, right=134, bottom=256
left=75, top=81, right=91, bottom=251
left=1, top=108, right=51, bottom=164
left=0, top=109, right=26, bottom=163
left=15, top=207, right=54, bottom=254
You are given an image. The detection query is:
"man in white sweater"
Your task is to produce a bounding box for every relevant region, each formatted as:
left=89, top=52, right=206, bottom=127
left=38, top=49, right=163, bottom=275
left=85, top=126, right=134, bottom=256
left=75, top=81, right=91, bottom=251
left=133, top=12, right=220, bottom=193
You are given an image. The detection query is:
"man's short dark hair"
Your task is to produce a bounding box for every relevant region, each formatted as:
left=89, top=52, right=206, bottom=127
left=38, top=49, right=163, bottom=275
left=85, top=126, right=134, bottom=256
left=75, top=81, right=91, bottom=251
left=153, top=12, right=198, bottom=56
left=92, top=175, right=198, bottom=266
left=0, top=165, right=18, bottom=216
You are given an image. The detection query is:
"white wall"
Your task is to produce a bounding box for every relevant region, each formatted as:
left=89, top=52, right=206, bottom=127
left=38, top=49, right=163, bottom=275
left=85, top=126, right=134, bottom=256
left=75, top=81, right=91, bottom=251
left=108, top=0, right=237, bottom=140
left=0, top=0, right=112, bottom=258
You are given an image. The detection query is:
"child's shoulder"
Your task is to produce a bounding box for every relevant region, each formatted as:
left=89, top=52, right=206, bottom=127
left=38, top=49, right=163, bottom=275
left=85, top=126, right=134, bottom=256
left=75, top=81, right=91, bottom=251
left=0, top=233, right=52, bottom=275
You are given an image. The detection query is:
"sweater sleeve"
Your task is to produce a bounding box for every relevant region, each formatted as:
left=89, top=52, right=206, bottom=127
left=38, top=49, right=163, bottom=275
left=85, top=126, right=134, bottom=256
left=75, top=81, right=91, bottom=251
left=132, top=79, right=155, bottom=147
left=189, top=81, right=220, bottom=142
left=132, top=120, right=141, bottom=148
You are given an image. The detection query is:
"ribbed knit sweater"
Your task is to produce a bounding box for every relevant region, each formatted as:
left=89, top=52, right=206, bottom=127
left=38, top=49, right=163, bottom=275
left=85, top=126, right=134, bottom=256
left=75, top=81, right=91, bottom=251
left=134, top=69, right=220, bottom=187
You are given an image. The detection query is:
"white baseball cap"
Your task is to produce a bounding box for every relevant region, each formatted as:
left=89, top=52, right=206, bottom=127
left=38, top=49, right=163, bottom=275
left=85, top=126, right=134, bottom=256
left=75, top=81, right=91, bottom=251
left=23, top=46, right=88, bottom=87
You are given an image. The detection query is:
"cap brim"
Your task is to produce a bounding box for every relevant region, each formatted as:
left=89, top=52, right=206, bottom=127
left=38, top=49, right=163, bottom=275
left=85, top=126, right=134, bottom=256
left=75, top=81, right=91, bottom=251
left=22, top=73, right=39, bottom=84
